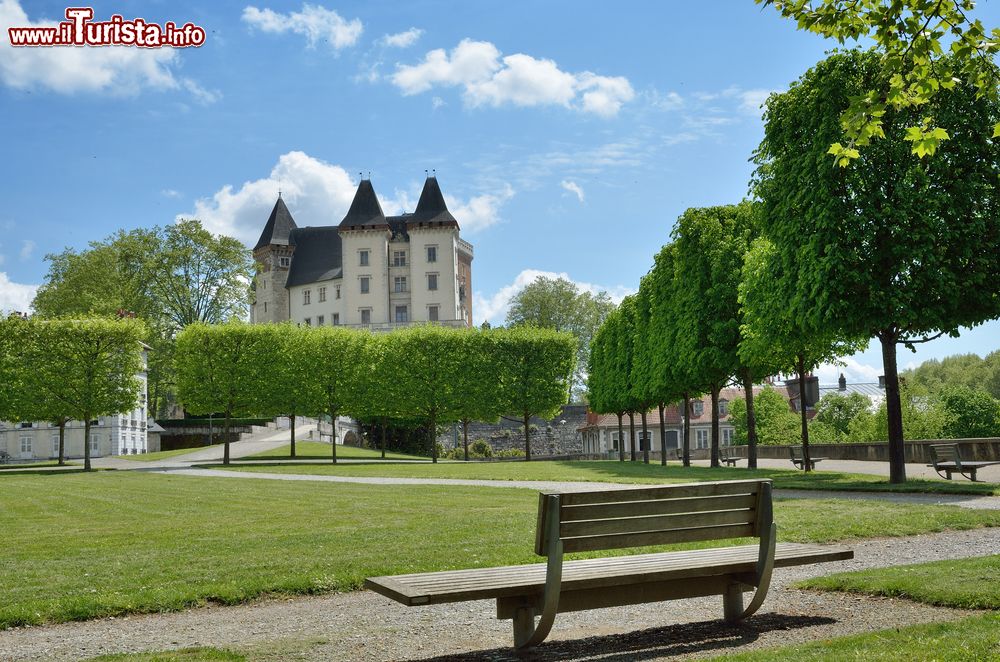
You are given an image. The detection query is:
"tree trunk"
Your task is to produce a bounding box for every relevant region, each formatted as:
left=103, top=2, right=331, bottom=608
left=640, top=409, right=649, bottom=464
left=58, top=420, right=66, bottom=466
left=462, top=419, right=470, bottom=461
left=710, top=385, right=720, bottom=468
left=523, top=413, right=531, bottom=461
left=880, top=332, right=907, bottom=483
left=628, top=411, right=636, bottom=462
left=83, top=418, right=92, bottom=472
left=223, top=411, right=231, bottom=466
left=289, top=414, right=296, bottom=458
left=617, top=412, right=625, bottom=462
left=742, top=371, right=758, bottom=470
left=431, top=412, right=438, bottom=464
left=682, top=392, right=691, bottom=467
left=658, top=402, right=667, bottom=466
left=797, top=353, right=811, bottom=472
left=331, top=408, right=338, bottom=464
left=381, top=417, right=387, bottom=459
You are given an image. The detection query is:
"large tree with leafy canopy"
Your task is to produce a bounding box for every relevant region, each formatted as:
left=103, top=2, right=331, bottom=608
left=265, top=324, right=323, bottom=459
left=496, top=326, right=577, bottom=461
left=452, top=330, right=503, bottom=460
left=753, top=49, right=1000, bottom=482
left=175, top=322, right=278, bottom=465
left=587, top=309, right=628, bottom=462
left=506, top=276, right=615, bottom=400
left=758, top=0, right=1000, bottom=164
left=671, top=203, right=757, bottom=468
left=305, top=326, right=368, bottom=464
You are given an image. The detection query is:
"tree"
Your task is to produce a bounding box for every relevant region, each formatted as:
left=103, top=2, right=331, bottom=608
left=0, top=315, right=25, bottom=423
left=175, top=322, right=277, bottom=465
left=353, top=332, right=399, bottom=459
left=815, top=392, right=873, bottom=436
left=758, top=0, right=1000, bottom=164
left=23, top=317, right=146, bottom=471
left=939, top=386, right=1000, bottom=439
left=452, top=330, right=503, bottom=460
left=729, top=388, right=801, bottom=446
left=496, top=326, right=576, bottom=461
left=306, top=326, right=367, bottom=464
left=266, top=324, right=322, bottom=458
left=506, top=276, right=615, bottom=399
left=587, top=309, right=628, bottom=462
left=753, top=50, right=1000, bottom=482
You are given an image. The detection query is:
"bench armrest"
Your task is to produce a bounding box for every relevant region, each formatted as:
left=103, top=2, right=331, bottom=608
left=516, top=494, right=563, bottom=649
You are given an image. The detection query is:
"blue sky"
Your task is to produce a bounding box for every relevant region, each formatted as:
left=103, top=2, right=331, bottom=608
left=1, top=0, right=999, bottom=384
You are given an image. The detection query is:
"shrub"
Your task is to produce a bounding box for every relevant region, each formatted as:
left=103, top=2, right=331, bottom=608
left=469, top=439, right=493, bottom=457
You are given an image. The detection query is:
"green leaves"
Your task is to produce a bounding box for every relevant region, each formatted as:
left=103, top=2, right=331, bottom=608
left=828, top=142, right=861, bottom=167
left=903, top=121, right=950, bottom=157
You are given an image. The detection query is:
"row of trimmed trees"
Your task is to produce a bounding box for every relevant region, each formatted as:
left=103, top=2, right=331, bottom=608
left=0, top=315, right=147, bottom=471
left=174, top=323, right=576, bottom=465
left=589, top=49, right=1000, bottom=483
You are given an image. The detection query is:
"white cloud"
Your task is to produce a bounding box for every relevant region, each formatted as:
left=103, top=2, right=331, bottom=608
left=814, top=358, right=883, bottom=386
left=183, top=151, right=513, bottom=244
left=648, top=89, right=684, bottom=111
left=0, top=1, right=216, bottom=102
left=738, top=88, right=776, bottom=116
left=161, top=189, right=182, bottom=198
left=560, top=180, right=584, bottom=203
left=242, top=4, right=363, bottom=49
left=0, top=271, right=38, bottom=313
left=381, top=27, right=422, bottom=48
left=475, top=269, right=633, bottom=325
left=391, top=38, right=634, bottom=117
left=18, top=240, right=34, bottom=261
left=431, top=96, right=445, bottom=109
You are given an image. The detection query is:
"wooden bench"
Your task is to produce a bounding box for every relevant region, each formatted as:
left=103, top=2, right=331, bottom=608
left=789, top=447, right=825, bottom=470
left=365, top=479, right=852, bottom=649
left=719, top=446, right=740, bottom=466
left=928, top=444, right=1000, bottom=482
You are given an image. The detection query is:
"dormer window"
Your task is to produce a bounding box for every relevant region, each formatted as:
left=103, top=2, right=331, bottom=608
left=692, top=401, right=704, bottom=417
left=719, top=399, right=729, bottom=416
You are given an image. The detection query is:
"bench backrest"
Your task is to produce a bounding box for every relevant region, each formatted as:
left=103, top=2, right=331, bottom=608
left=930, top=444, right=960, bottom=466
left=789, top=447, right=803, bottom=459
left=534, top=479, right=772, bottom=556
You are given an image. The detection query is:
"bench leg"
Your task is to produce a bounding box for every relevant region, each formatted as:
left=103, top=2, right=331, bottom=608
left=512, top=606, right=537, bottom=648
left=723, top=583, right=744, bottom=623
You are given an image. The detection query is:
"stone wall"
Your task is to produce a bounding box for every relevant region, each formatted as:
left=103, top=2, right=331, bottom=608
left=438, top=404, right=588, bottom=457
left=727, top=438, right=1000, bottom=463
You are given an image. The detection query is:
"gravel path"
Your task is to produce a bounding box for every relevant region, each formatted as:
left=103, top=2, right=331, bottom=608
left=2, top=527, right=997, bottom=662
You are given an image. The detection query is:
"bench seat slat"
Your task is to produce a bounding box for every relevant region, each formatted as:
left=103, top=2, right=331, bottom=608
left=556, top=480, right=761, bottom=506
left=365, top=543, right=852, bottom=606
left=560, top=508, right=754, bottom=538
left=561, top=494, right=757, bottom=521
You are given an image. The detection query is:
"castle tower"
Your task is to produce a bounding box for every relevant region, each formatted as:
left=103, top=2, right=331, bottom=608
left=250, top=195, right=297, bottom=323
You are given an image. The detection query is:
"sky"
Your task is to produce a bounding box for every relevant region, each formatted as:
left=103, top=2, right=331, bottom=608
left=1, top=0, right=999, bottom=386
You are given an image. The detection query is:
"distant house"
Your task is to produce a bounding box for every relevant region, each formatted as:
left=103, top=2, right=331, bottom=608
left=0, top=345, right=150, bottom=461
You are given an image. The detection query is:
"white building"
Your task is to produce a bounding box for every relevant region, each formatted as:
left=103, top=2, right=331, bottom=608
left=251, top=176, right=474, bottom=329
left=0, top=345, right=150, bottom=461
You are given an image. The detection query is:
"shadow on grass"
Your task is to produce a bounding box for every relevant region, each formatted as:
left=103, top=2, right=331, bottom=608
left=0, top=467, right=111, bottom=477
left=190, top=461, right=431, bottom=469
left=414, top=613, right=836, bottom=662
left=229, top=455, right=430, bottom=462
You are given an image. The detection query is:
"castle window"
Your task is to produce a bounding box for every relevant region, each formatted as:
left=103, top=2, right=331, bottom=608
left=317, top=315, right=325, bottom=326
left=395, top=306, right=408, bottom=323
left=335, top=285, right=341, bottom=300
left=360, top=277, right=370, bottom=294
left=428, top=305, right=439, bottom=322
left=427, top=273, right=438, bottom=291
left=279, top=257, right=290, bottom=268
left=426, top=245, right=437, bottom=263
left=722, top=428, right=733, bottom=446
left=303, top=290, right=311, bottom=305
left=359, top=250, right=369, bottom=267
left=696, top=429, right=709, bottom=449
left=394, top=276, right=407, bottom=293
left=332, top=313, right=340, bottom=325
left=360, top=309, right=371, bottom=325
left=393, top=250, right=406, bottom=267
left=719, top=399, right=729, bottom=416
left=318, top=287, right=327, bottom=303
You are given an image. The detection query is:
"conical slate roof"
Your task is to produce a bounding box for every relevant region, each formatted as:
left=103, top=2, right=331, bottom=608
left=412, top=176, right=459, bottom=228
left=253, top=196, right=298, bottom=250
left=338, top=179, right=388, bottom=230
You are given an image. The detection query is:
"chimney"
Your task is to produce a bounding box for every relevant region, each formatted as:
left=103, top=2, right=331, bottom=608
left=838, top=373, right=847, bottom=391
left=878, top=375, right=886, bottom=389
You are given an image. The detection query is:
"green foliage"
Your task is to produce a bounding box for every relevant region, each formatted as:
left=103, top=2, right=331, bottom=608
left=872, top=384, right=949, bottom=441
left=506, top=275, right=615, bottom=398
left=758, top=0, right=1000, bottom=164
left=815, top=392, right=873, bottom=435
left=938, top=385, right=1000, bottom=439
left=0, top=315, right=27, bottom=421
left=729, top=387, right=800, bottom=446
left=903, top=351, right=1000, bottom=400
left=807, top=419, right=847, bottom=443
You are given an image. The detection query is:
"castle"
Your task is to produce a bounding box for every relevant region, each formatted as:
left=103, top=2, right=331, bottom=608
left=251, top=176, right=474, bottom=328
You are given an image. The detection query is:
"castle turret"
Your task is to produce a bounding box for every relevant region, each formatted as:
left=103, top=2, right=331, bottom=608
left=251, top=195, right=298, bottom=323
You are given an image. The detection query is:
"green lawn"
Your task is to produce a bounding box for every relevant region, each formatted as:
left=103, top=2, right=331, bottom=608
left=0, top=460, right=71, bottom=470
left=799, top=554, right=1000, bottom=609
left=709, top=613, right=1000, bottom=661
left=117, top=447, right=218, bottom=462
left=240, top=441, right=427, bottom=461
left=90, top=649, right=244, bottom=662
left=210, top=459, right=1000, bottom=495
left=2, top=472, right=999, bottom=630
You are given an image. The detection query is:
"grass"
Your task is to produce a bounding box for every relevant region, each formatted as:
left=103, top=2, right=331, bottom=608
left=708, top=613, right=1000, bottom=661
left=799, top=554, right=1000, bottom=609
left=89, top=649, right=244, bottom=662
left=116, top=446, right=218, bottom=462
left=211, top=459, right=1000, bottom=495
left=240, top=441, right=427, bottom=461
left=0, top=460, right=72, bottom=470
left=2, top=472, right=1000, bottom=630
